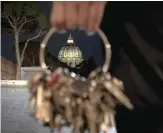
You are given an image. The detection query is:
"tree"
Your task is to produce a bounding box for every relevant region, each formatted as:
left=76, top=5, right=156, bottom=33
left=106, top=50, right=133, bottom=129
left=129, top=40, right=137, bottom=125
left=1, top=2, right=48, bottom=79
left=25, top=46, right=39, bottom=66
left=19, top=41, right=40, bottom=67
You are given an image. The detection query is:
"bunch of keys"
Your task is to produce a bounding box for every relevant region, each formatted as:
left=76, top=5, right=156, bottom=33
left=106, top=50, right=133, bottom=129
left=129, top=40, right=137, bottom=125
left=28, top=27, right=134, bottom=133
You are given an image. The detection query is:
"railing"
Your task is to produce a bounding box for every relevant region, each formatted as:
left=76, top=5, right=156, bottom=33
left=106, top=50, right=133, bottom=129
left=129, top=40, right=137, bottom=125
left=1, top=67, right=45, bottom=87
left=1, top=80, right=28, bottom=87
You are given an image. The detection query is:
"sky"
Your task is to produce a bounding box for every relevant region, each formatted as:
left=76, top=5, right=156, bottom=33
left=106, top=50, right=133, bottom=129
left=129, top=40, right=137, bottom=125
left=1, top=1, right=105, bottom=67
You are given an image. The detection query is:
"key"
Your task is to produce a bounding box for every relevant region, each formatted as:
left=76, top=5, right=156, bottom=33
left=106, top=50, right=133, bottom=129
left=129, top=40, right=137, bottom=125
left=88, top=68, right=133, bottom=110
left=84, top=100, right=100, bottom=133
left=28, top=96, right=36, bottom=115
left=101, top=113, right=114, bottom=133
left=28, top=73, right=45, bottom=95
left=35, top=83, right=46, bottom=121
left=72, top=103, right=85, bottom=133
left=72, top=116, right=85, bottom=133
left=87, top=68, right=133, bottom=133
left=28, top=66, right=134, bottom=133
left=28, top=72, right=47, bottom=120
left=103, top=78, right=133, bottom=109
left=29, top=72, right=54, bottom=127
left=54, top=114, right=62, bottom=129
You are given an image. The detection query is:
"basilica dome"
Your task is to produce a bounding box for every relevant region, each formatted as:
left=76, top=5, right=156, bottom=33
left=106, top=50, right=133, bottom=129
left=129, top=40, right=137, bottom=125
left=58, top=34, right=83, bottom=68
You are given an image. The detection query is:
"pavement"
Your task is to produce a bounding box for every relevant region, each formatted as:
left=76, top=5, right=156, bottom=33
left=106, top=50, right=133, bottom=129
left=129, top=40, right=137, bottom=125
left=1, top=87, right=117, bottom=133
left=1, top=87, right=72, bottom=133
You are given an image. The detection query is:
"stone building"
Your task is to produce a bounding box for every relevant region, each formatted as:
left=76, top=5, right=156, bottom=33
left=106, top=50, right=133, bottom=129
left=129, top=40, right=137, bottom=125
left=1, top=56, right=17, bottom=79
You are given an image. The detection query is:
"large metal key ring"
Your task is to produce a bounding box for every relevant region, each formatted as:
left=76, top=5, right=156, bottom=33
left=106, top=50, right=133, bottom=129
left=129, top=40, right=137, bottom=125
left=39, top=27, right=111, bottom=73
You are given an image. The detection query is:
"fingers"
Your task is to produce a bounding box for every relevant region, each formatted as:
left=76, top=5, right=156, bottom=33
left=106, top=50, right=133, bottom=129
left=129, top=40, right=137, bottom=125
left=87, top=2, right=98, bottom=32
left=51, top=2, right=65, bottom=29
left=51, top=2, right=106, bottom=32
left=94, top=2, right=106, bottom=31
left=77, top=2, right=90, bottom=29
left=51, top=2, right=78, bottom=30
left=87, top=2, right=106, bottom=32
left=64, top=2, right=78, bottom=29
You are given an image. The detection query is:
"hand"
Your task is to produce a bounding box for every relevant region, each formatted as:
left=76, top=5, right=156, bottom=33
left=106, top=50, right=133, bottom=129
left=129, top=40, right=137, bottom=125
left=51, top=1, right=106, bottom=33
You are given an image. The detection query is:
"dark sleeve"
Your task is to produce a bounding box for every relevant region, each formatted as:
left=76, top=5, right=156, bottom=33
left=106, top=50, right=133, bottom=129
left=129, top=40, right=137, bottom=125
left=100, top=2, right=163, bottom=133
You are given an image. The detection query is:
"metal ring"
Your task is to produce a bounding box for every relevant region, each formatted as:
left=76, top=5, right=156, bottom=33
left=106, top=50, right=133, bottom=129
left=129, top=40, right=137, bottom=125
left=40, top=27, right=111, bottom=73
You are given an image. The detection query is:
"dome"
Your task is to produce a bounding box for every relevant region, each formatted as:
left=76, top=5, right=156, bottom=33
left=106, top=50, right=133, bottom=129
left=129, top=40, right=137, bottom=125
left=58, top=34, right=84, bottom=68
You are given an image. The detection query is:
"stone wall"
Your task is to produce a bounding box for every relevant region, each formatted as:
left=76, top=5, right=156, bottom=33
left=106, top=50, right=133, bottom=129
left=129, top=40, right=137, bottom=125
left=21, top=67, right=45, bottom=80
left=1, top=56, right=17, bottom=80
